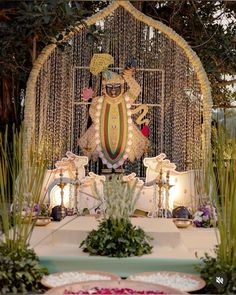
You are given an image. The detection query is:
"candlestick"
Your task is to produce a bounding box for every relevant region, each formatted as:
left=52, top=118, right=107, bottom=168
left=57, top=170, right=66, bottom=220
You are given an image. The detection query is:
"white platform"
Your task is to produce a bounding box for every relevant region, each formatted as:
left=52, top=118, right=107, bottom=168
left=31, top=216, right=217, bottom=260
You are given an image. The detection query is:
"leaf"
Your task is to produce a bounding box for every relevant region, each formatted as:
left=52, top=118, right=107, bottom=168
left=80, top=218, right=152, bottom=257
left=0, top=244, right=48, bottom=293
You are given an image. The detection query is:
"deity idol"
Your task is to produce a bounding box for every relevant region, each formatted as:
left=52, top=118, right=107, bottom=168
left=78, top=54, right=149, bottom=169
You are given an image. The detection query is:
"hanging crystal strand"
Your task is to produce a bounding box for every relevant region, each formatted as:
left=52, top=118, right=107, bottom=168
left=54, top=49, right=59, bottom=164
left=192, top=75, right=202, bottom=169
left=50, top=51, right=56, bottom=166
left=109, top=12, right=114, bottom=61
left=74, top=28, right=92, bottom=159
left=162, top=33, right=168, bottom=156
left=35, top=7, right=205, bottom=175
left=184, top=53, right=190, bottom=170
left=162, top=35, right=173, bottom=163
left=59, top=49, right=66, bottom=161
left=71, top=34, right=76, bottom=65
left=62, top=45, right=73, bottom=155
left=36, top=63, right=47, bottom=148
left=158, top=71, right=163, bottom=155
left=35, top=77, right=40, bottom=146
left=37, top=72, right=42, bottom=144
left=148, top=29, right=154, bottom=158
left=71, top=33, right=79, bottom=154
left=38, top=59, right=48, bottom=155
left=57, top=48, right=63, bottom=161
left=52, top=49, right=59, bottom=166
left=179, top=50, right=187, bottom=171
left=153, top=71, right=156, bottom=157
left=68, top=45, right=74, bottom=153
left=48, top=51, right=56, bottom=168
left=171, top=46, right=182, bottom=170
left=114, top=7, right=121, bottom=67
left=157, top=31, right=163, bottom=156
left=70, top=33, right=76, bottom=153
left=54, top=48, right=63, bottom=164
left=118, top=7, right=123, bottom=68
left=190, top=100, right=195, bottom=170
left=176, top=48, right=187, bottom=170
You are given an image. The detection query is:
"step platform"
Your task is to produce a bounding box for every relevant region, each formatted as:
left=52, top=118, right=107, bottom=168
left=30, top=216, right=217, bottom=276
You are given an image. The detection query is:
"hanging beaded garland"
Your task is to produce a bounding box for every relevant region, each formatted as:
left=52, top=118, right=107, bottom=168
left=25, top=2, right=211, bottom=175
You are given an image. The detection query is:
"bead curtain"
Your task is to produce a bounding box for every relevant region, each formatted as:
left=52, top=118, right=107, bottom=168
left=28, top=3, right=210, bottom=176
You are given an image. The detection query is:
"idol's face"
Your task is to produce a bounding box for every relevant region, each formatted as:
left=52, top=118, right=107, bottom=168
left=105, top=83, right=122, bottom=98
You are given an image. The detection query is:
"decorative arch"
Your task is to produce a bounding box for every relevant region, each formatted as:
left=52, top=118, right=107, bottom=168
left=23, top=1, right=212, bottom=174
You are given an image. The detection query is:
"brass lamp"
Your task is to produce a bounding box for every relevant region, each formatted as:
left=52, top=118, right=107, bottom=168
left=57, top=170, right=66, bottom=220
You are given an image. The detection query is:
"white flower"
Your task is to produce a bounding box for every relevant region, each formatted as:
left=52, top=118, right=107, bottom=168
left=202, top=215, right=209, bottom=222
left=194, top=210, right=203, bottom=218
left=193, top=211, right=203, bottom=222
left=193, top=215, right=202, bottom=222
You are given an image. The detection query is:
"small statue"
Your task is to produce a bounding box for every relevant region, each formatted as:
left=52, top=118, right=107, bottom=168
left=78, top=54, right=149, bottom=169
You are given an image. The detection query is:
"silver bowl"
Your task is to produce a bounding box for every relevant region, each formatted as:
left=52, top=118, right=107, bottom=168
left=173, top=218, right=192, bottom=228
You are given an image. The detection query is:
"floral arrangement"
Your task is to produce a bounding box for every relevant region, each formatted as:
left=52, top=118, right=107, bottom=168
left=33, top=203, right=50, bottom=217
left=193, top=204, right=217, bottom=228
left=64, top=287, right=165, bottom=294
left=19, top=203, right=50, bottom=217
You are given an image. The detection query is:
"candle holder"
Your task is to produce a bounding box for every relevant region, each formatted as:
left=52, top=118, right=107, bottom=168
left=73, top=169, right=81, bottom=215
left=57, top=170, right=66, bottom=220
left=156, top=168, right=164, bottom=217
left=149, top=169, right=174, bottom=218
left=148, top=168, right=165, bottom=218
left=163, top=171, right=174, bottom=218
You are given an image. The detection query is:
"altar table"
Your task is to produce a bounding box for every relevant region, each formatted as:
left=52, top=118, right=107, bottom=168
left=30, top=216, right=217, bottom=276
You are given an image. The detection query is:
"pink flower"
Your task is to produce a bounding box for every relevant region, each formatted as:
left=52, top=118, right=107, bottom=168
left=141, top=125, right=149, bottom=137
left=82, top=87, right=93, bottom=101
left=63, top=287, right=166, bottom=294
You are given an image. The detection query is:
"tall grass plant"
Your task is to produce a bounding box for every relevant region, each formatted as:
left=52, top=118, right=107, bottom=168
left=0, top=126, right=48, bottom=249
left=196, top=126, right=236, bottom=293
left=0, top=126, right=49, bottom=293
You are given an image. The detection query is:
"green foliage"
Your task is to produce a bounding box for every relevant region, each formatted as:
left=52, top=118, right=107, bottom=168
left=206, top=127, right=236, bottom=266
left=0, top=243, right=48, bottom=294
left=0, top=1, right=87, bottom=78
left=80, top=217, right=153, bottom=258
left=0, top=126, right=49, bottom=250
left=0, top=126, right=50, bottom=293
left=94, top=175, right=142, bottom=221
left=196, top=127, right=236, bottom=293
left=196, top=248, right=236, bottom=294
left=39, top=204, right=50, bottom=216
left=0, top=1, right=89, bottom=128
left=81, top=176, right=152, bottom=257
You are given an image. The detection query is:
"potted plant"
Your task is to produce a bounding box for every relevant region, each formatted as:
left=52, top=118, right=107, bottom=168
left=80, top=175, right=153, bottom=257
left=195, top=127, right=236, bottom=293
left=0, top=126, right=49, bottom=293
